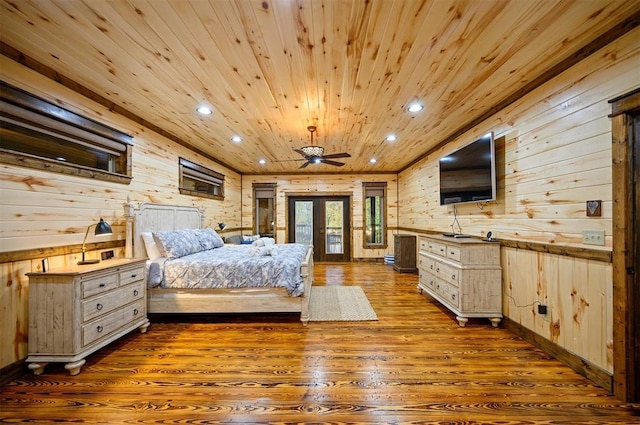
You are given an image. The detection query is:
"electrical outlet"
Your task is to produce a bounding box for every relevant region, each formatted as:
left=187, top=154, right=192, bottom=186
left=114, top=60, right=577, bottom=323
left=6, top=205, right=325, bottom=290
left=101, top=250, right=114, bottom=260
left=537, top=304, right=547, bottom=315
left=583, top=230, right=605, bottom=246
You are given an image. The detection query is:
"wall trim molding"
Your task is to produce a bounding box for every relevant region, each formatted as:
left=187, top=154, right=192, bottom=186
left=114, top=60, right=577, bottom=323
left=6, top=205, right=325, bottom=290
left=397, top=228, right=612, bottom=263
left=0, top=240, right=125, bottom=264
left=0, top=360, right=25, bottom=387
left=503, top=317, right=612, bottom=393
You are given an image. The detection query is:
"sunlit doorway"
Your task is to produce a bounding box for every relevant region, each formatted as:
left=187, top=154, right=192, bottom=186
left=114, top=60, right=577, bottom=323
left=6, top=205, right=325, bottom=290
left=288, top=196, right=350, bottom=262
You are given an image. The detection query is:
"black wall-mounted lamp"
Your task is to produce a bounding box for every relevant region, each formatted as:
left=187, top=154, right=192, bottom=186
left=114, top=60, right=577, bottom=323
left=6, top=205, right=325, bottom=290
left=78, top=218, right=113, bottom=265
left=218, top=222, right=227, bottom=231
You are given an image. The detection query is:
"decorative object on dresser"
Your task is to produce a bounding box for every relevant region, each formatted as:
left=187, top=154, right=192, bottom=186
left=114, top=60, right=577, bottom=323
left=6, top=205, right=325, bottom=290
left=26, top=258, right=149, bottom=375
left=393, top=234, right=417, bottom=273
left=78, top=218, right=112, bottom=265
left=418, top=235, right=502, bottom=327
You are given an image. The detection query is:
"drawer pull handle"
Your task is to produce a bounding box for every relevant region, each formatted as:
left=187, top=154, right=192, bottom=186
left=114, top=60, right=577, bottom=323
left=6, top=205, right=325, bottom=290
left=99, top=283, right=106, bottom=288
left=451, top=274, right=456, bottom=280
left=133, top=308, right=139, bottom=316
left=131, top=274, right=137, bottom=278
left=133, top=289, right=139, bottom=296
left=96, top=303, right=103, bottom=311
left=436, top=267, right=440, bottom=272
left=452, top=294, right=456, bottom=300
left=440, top=248, right=444, bottom=252
left=450, top=251, right=455, bottom=255
left=97, top=325, right=103, bottom=333
left=430, top=265, right=433, bottom=269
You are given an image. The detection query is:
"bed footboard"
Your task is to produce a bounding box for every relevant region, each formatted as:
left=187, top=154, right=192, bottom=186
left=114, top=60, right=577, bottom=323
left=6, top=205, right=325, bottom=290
left=299, top=245, right=314, bottom=325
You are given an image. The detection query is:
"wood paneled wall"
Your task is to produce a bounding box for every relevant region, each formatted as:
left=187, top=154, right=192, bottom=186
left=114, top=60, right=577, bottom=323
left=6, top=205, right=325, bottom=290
left=0, top=57, right=242, bottom=370
left=1, top=27, right=637, bottom=380
left=242, top=174, right=398, bottom=260
left=398, top=28, right=639, bottom=373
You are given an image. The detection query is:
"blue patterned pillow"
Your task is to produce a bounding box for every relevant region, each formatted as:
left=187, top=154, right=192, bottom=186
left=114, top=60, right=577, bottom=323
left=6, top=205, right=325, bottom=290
left=194, top=228, right=224, bottom=250
left=153, top=229, right=202, bottom=259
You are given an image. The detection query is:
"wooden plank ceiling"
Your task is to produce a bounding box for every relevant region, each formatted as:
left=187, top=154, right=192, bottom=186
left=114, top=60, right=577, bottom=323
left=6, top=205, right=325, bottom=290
left=0, top=0, right=637, bottom=174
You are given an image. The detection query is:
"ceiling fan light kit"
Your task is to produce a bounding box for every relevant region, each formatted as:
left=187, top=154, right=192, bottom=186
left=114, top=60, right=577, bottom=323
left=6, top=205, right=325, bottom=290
left=293, top=126, right=351, bottom=169
left=300, top=145, right=325, bottom=157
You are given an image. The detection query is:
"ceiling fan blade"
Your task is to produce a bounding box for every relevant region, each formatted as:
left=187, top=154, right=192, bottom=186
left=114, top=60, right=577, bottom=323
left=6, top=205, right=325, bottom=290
left=321, top=159, right=345, bottom=167
left=299, top=161, right=311, bottom=169
left=293, top=149, right=310, bottom=158
left=321, top=152, right=351, bottom=159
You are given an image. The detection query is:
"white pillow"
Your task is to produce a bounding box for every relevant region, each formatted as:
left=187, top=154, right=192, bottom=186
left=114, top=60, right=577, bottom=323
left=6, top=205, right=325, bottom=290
left=141, top=232, right=163, bottom=259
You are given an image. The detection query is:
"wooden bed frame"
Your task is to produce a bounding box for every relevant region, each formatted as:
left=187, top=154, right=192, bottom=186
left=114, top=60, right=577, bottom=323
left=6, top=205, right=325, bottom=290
left=123, top=201, right=313, bottom=324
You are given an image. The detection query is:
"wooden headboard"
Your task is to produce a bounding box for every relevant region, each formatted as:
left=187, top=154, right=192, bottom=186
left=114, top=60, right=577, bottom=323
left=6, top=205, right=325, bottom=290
left=124, top=201, right=205, bottom=258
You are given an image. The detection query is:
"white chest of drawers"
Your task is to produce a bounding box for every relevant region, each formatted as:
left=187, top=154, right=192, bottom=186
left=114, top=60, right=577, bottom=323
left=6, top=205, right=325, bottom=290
left=418, top=235, right=502, bottom=327
left=26, top=258, right=149, bottom=375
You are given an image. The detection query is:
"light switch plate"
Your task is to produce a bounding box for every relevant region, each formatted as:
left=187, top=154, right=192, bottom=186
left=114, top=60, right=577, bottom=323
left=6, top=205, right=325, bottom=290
left=583, top=230, right=605, bottom=246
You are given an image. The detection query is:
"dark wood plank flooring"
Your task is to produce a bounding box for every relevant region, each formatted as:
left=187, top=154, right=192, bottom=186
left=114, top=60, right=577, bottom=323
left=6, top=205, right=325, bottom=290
left=1, top=262, right=639, bottom=424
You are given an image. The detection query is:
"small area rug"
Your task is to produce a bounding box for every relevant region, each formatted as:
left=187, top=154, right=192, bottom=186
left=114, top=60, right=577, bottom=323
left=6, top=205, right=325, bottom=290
left=308, top=286, right=378, bottom=322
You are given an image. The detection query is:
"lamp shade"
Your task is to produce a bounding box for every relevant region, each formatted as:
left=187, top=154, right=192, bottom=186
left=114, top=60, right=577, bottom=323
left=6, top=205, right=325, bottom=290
left=78, top=218, right=112, bottom=265
left=95, top=218, right=112, bottom=236
left=218, top=222, right=227, bottom=231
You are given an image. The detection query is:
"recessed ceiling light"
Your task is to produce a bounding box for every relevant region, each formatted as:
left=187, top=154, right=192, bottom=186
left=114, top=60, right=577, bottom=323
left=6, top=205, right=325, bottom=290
left=196, top=105, right=213, bottom=115
left=370, top=158, right=377, bottom=164
left=231, top=135, right=243, bottom=143
left=386, top=134, right=397, bottom=142
left=407, top=103, right=424, bottom=113
left=259, top=159, right=266, bottom=165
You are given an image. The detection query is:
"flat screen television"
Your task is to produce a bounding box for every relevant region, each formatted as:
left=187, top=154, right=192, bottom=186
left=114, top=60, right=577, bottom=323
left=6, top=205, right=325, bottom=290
left=439, top=132, right=496, bottom=206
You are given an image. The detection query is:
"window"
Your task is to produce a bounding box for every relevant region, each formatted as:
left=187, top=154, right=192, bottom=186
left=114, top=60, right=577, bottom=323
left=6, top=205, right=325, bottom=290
left=363, top=182, right=387, bottom=248
left=0, top=82, right=133, bottom=184
left=179, top=157, right=224, bottom=200
left=253, top=183, right=276, bottom=238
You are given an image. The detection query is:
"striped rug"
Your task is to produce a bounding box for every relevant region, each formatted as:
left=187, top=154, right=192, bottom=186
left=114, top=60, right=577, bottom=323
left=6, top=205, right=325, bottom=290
left=308, top=286, right=378, bottom=321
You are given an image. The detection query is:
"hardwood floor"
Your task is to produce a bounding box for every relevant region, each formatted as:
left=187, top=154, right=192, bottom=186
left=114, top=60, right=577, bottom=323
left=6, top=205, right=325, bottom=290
left=1, top=262, right=639, bottom=424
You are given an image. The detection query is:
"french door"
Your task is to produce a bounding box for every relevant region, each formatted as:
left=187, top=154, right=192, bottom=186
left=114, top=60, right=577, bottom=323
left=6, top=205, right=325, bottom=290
left=288, top=196, right=350, bottom=262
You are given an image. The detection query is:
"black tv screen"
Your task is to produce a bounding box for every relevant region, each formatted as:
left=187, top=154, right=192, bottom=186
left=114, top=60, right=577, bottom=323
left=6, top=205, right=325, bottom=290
left=439, top=132, right=496, bottom=206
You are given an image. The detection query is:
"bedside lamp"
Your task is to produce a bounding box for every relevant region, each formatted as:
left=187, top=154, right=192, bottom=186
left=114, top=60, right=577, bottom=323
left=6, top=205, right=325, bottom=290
left=78, top=218, right=112, bottom=265
left=218, top=222, right=227, bottom=232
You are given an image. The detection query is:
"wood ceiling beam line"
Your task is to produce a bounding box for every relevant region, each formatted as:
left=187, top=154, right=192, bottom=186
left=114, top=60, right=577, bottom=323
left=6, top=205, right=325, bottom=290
left=0, top=41, right=241, bottom=176
left=400, top=8, right=640, bottom=173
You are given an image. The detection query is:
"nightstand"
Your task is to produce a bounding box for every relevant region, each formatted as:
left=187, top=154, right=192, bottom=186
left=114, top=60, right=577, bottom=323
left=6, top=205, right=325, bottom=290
left=394, top=234, right=417, bottom=273
left=26, top=258, right=149, bottom=375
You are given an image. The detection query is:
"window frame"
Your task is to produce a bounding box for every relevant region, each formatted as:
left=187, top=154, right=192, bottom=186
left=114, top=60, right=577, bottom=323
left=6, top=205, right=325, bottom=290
left=0, top=81, right=133, bottom=184
left=178, top=157, right=225, bottom=200
left=362, top=182, right=387, bottom=249
left=253, top=183, right=277, bottom=238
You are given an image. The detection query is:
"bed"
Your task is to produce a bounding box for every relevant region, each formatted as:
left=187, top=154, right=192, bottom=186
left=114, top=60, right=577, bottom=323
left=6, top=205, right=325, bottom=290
left=123, top=201, right=313, bottom=324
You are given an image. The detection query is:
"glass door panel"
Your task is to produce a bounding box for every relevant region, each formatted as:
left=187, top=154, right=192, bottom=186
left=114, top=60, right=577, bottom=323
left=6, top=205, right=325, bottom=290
left=294, top=200, right=313, bottom=246
left=325, top=200, right=344, bottom=254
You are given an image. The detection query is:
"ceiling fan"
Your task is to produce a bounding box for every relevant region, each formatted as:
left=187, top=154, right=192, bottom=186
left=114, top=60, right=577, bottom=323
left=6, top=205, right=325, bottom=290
left=293, top=126, right=351, bottom=169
